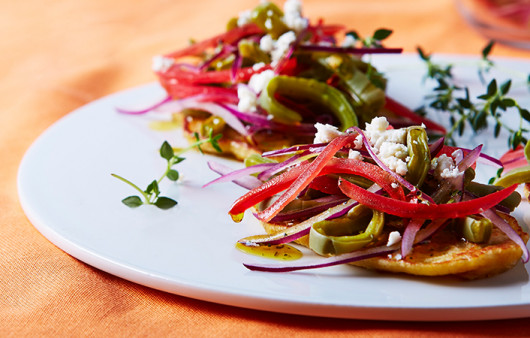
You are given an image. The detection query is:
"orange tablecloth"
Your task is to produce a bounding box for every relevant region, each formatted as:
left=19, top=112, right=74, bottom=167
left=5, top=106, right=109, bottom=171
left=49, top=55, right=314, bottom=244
left=3, top=0, right=530, bottom=335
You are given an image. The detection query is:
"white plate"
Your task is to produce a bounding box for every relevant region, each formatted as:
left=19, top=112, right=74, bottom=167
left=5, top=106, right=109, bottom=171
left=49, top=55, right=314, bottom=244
left=18, top=55, right=530, bottom=321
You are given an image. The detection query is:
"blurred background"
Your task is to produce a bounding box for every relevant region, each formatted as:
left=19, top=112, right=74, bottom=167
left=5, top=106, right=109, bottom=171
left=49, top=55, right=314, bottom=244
left=3, top=0, right=529, bottom=118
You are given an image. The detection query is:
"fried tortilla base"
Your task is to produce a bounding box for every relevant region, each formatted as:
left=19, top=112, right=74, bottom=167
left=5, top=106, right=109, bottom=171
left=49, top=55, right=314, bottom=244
left=261, top=214, right=529, bottom=279
left=181, top=113, right=313, bottom=161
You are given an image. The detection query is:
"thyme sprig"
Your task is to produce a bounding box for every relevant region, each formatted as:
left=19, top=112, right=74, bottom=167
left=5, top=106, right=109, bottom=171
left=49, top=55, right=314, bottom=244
left=112, top=131, right=222, bottom=209
left=416, top=42, right=530, bottom=149
left=345, top=28, right=393, bottom=88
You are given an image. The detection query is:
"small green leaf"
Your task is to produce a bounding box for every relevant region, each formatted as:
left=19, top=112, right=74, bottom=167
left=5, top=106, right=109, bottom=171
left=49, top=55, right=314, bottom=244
left=490, top=99, right=499, bottom=115
left=373, top=28, right=392, bottom=41
left=520, top=108, right=530, bottom=122
left=482, top=41, right=494, bottom=58
left=501, top=98, right=516, bottom=107
left=487, top=79, right=497, bottom=97
left=210, top=134, right=223, bottom=153
left=417, top=47, right=428, bottom=61
left=500, top=79, right=512, bottom=95
left=172, top=156, right=186, bottom=165
left=122, top=196, right=143, bottom=208
left=513, top=131, right=523, bottom=149
left=145, top=180, right=160, bottom=196
left=167, top=169, right=180, bottom=181
left=154, top=197, right=178, bottom=209
left=494, top=122, right=501, bottom=137
left=160, top=141, right=174, bottom=161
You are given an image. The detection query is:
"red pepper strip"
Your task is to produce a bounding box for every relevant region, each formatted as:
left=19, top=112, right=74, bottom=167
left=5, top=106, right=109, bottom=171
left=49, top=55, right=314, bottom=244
left=319, top=158, right=406, bottom=200
left=159, top=64, right=273, bottom=85
left=338, top=178, right=518, bottom=219
left=500, top=145, right=526, bottom=171
left=164, top=24, right=264, bottom=59
left=228, top=157, right=405, bottom=219
left=309, top=175, right=342, bottom=195
left=229, top=162, right=310, bottom=221
left=384, top=96, right=446, bottom=134
left=158, top=79, right=237, bottom=100
left=256, top=135, right=359, bottom=222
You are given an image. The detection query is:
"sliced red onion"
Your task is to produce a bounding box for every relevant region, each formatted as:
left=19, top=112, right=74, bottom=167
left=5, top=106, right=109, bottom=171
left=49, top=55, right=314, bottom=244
left=239, top=199, right=359, bottom=246
left=206, top=161, right=262, bottom=190
left=243, top=218, right=448, bottom=272
left=262, top=143, right=328, bottom=158
left=455, top=145, right=502, bottom=168
left=429, top=137, right=445, bottom=158
left=326, top=184, right=381, bottom=219
left=218, top=103, right=317, bottom=135
left=199, top=45, right=236, bottom=71
left=297, top=45, right=403, bottom=55
left=400, top=218, right=425, bottom=257
left=257, top=151, right=315, bottom=181
left=231, top=49, right=242, bottom=83
left=481, top=208, right=529, bottom=263
left=352, top=127, right=435, bottom=204
left=269, top=196, right=349, bottom=223
left=116, top=95, right=172, bottom=115
left=203, top=162, right=275, bottom=188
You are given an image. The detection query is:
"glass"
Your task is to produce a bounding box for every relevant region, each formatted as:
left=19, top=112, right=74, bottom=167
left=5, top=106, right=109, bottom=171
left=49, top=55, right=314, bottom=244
left=456, top=0, right=530, bottom=49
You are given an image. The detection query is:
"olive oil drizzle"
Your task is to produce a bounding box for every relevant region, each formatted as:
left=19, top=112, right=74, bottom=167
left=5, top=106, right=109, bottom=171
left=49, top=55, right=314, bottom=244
left=235, top=242, right=303, bottom=261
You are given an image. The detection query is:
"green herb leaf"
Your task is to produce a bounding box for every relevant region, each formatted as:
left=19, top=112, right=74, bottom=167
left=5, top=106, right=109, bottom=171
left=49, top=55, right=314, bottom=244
left=373, top=28, right=392, bottom=41
left=145, top=180, right=160, bottom=196
left=154, top=197, right=178, bottom=210
left=167, top=169, right=180, bottom=181
left=486, top=79, right=497, bottom=97
left=500, top=79, right=512, bottom=95
left=122, top=196, right=143, bottom=208
left=520, top=108, right=530, bottom=122
left=160, top=141, right=174, bottom=161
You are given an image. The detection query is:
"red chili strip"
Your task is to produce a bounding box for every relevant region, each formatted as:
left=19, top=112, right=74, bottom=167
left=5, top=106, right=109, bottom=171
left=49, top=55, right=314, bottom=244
left=164, top=24, right=263, bottom=59
left=338, top=178, right=517, bottom=219
left=228, top=147, right=405, bottom=220
left=384, top=96, right=446, bottom=134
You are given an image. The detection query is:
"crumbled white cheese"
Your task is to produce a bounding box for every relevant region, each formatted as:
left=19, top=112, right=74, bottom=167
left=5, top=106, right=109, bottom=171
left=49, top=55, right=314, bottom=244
left=342, top=34, right=357, bottom=48
left=353, top=135, right=363, bottom=150
left=391, top=182, right=399, bottom=189
left=270, top=31, right=296, bottom=65
left=151, top=55, right=174, bottom=73
left=248, top=69, right=275, bottom=93
left=365, top=116, right=389, bottom=135
left=348, top=149, right=363, bottom=161
left=431, top=153, right=463, bottom=180
left=452, top=149, right=464, bottom=164
left=237, top=85, right=258, bottom=112
left=362, top=117, right=410, bottom=176
left=378, top=142, right=408, bottom=160
left=252, top=62, right=266, bottom=71
left=264, top=18, right=273, bottom=30
left=441, top=167, right=463, bottom=179
left=371, top=129, right=407, bottom=151
left=382, top=155, right=409, bottom=176
left=237, top=9, right=253, bottom=27
left=259, top=34, right=275, bottom=53
left=387, top=231, right=402, bottom=246
left=283, top=0, right=308, bottom=32
left=313, top=123, right=344, bottom=143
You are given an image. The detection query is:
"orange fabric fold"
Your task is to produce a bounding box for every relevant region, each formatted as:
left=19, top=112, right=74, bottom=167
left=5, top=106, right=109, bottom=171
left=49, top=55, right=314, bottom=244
left=2, top=0, right=529, bottom=335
